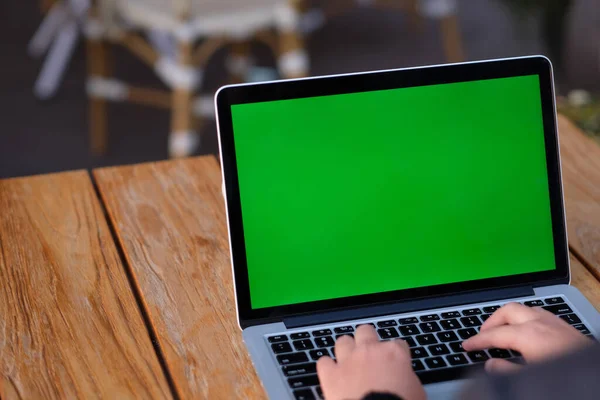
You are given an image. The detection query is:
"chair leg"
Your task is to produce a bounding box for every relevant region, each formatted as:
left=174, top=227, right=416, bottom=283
left=29, top=1, right=69, bottom=58
left=276, top=1, right=309, bottom=79
left=34, top=19, right=79, bottom=99
left=169, top=40, right=199, bottom=158
left=86, top=19, right=111, bottom=155
left=439, top=14, right=464, bottom=63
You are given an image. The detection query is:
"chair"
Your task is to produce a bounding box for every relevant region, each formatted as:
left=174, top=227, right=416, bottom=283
left=87, top=0, right=309, bottom=157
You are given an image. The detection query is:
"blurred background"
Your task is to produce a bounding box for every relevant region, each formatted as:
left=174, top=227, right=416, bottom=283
left=1, top=0, right=599, bottom=179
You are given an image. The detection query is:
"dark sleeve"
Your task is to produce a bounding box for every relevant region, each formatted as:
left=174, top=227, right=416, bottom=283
left=461, top=342, right=600, bottom=400
left=362, top=393, right=403, bottom=400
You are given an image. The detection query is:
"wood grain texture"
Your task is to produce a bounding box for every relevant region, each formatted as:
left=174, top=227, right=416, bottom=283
left=93, top=157, right=264, bottom=399
left=571, top=254, right=600, bottom=312
left=558, top=115, right=600, bottom=279
left=0, top=171, right=172, bottom=399
left=92, top=137, right=600, bottom=398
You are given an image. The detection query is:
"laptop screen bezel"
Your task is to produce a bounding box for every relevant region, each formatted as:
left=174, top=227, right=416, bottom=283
left=215, top=56, right=569, bottom=329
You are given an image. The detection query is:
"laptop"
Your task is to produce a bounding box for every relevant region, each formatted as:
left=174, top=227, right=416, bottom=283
left=215, top=56, right=600, bottom=400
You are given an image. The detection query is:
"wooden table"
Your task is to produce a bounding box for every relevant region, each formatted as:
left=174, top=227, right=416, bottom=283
left=0, top=172, right=172, bottom=399
left=1, top=115, right=600, bottom=399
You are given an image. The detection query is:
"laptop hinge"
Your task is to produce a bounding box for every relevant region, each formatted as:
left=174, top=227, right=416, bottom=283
left=283, top=285, right=534, bottom=329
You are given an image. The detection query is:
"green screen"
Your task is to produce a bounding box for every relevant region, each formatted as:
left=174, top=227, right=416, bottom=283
left=231, top=75, right=556, bottom=309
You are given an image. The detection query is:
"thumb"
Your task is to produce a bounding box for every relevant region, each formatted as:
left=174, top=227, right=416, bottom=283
left=484, top=358, right=522, bottom=374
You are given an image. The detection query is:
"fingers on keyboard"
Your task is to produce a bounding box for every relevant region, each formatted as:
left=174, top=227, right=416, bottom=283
left=268, top=296, right=581, bottom=393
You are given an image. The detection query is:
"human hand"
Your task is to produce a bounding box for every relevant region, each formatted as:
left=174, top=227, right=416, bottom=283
left=316, top=325, right=426, bottom=400
left=463, top=302, right=590, bottom=374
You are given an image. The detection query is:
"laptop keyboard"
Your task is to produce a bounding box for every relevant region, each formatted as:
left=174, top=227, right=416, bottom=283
left=266, top=296, right=595, bottom=400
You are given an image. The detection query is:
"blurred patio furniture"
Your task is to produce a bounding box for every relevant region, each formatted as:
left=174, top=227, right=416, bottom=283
left=29, top=0, right=172, bottom=100
left=88, top=0, right=309, bottom=157
left=28, top=0, right=460, bottom=159
left=29, top=0, right=91, bottom=99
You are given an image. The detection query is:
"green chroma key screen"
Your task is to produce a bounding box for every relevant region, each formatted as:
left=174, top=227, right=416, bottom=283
left=231, top=74, right=556, bottom=309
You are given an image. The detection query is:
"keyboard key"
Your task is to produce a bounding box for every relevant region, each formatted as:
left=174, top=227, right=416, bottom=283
left=268, top=335, right=288, bottom=343
left=403, top=337, right=417, bottom=348
left=294, top=389, right=315, bottom=400
left=278, top=352, right=309, bottom=365
left=511, top=350, right=522, bottom=357
left=316, top=386, right=323, bottom=399
left=378, top=327, right=400, bottom=339
left=480, top=314, right=492, bottom=322
left=411, top=347, right=428, bottom=358
left=524, top=300, right=544, bottom=307
left=460, top=316, right=482, bottom=327
left=573, top=323, right=589, bottom=331
left=309, top=349, right=330, bottom=360
left=291, top=332, right=310, bottom=340
left=441, top=311, right=461, bottom=319
left=482, top=305, right=501, bottom=313
left=440, top=319, right=461, bottom=330
left=559, top=313, right=581, bottom=325
left=377, top=320, right=397, bottom=327
left=573, top=323, right=590, bottom=334
left=312, top=329, right=332, bottom=337
left=544, top=297, right=565, bottom=305
left=458, top=328, right=478, bottom=339
left=428, top=344, right=450, bottom=356
left=336, top=333, right=354, bottom=339
left=543, top=304, right=573, bottom=315
left=288, top=374, right=319, bottom=389
left=283, top=362, right=317, bottom=377
left=419, top=322, right=441, bottom=333
left=449, top=341, right=465, bottom=353
left=488, top=348, right=511, bottom=359
left=420, top=314, right=440, bottom=322
left=399, top=317, right=419, bottom=325
left=356, top=323, right=376, bottom=329
left=272, top=342, right=293, bottom=353
left=329, top=347, right=336, bottom=358
left=446, top=353, right=469, bottom=366
left=462, top=308, right=482, bottom=316
left=399, top=325, right=420, bottom=336
left=314, top=336, right=334, bottom=348
left=293, top=339, right=314, bottom=351
left=468, top=351, right=489, bottom=363
left=437, top=331, right=459, bottom=342
left=416, top=334, right=437, bottom=346
left=412, top=359, right=425, bottom=371
left=425, top=357, right=447, bottom=369
left=334, top=326, right=354, bottom=334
